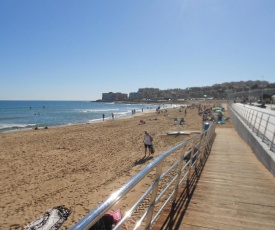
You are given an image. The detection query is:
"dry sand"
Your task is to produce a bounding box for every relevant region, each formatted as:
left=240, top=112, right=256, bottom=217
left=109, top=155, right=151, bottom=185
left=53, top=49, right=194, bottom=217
left=0, top=101, right=233, bottom=229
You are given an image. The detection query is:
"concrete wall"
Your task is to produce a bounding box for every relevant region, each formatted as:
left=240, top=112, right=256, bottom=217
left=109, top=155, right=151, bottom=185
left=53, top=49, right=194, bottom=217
left=228, top=105, right=275, bottom=177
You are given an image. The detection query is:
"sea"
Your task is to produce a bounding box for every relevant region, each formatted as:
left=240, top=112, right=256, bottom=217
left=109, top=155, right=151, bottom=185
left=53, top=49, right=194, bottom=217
left=0, top=100, right=171, bottom=133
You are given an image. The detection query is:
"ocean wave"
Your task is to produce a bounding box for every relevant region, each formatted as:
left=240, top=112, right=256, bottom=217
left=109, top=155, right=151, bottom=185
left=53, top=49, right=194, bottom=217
left=0, top=123, right=37, bottom=132
left=115, top=111, right=128, bottom=115
left=76, top=109, right=120, bottom=113
left=0, top=116, right=24, bottom=121
left=87, top=118, right=104, bottom=123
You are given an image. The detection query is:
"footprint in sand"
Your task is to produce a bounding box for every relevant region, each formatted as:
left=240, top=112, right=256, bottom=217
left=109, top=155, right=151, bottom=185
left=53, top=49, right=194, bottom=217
left=9, top=224, right=21, bottom=230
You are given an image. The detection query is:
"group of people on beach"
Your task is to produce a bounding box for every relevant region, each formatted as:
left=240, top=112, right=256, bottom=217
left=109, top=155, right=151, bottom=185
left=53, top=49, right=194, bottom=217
left=102, top=113, right=115, bottom=121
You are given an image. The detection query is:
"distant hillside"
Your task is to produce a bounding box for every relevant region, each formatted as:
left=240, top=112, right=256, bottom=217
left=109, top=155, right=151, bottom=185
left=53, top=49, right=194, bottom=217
left=100, top=80, right=275, bottom=102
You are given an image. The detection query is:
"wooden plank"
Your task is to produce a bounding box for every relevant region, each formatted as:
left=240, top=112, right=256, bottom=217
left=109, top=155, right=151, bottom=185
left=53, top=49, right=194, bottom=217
left=182, top=216, right=274, bottom=230
left=186, top=199, right=275, bottom=216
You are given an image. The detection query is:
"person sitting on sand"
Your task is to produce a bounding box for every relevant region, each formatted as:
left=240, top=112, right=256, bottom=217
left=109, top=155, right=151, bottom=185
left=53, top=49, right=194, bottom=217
left=139, top=120, right=145, bottom=125
left=143, top=131, right=153, bottom=157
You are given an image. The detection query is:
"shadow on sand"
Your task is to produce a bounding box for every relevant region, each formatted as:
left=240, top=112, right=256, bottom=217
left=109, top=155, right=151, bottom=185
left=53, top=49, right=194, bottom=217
left=133, top=156, right=154, bottom=166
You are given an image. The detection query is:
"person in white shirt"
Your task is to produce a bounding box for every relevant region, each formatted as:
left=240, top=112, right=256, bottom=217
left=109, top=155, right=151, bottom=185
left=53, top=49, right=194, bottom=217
left=143, top=131, right=153, bottom=157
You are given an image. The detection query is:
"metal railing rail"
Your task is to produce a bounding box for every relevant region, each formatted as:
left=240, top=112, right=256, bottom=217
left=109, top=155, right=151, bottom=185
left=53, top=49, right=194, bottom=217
left=71, top=124, right=216, bottom=230
left=229, top=103, right=275, bottom=152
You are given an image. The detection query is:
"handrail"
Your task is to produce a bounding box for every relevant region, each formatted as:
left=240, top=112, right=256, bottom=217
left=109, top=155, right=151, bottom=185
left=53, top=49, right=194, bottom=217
left=228, top=102, right=275, bottom=152
left=71, top=123, right=216, bottom=230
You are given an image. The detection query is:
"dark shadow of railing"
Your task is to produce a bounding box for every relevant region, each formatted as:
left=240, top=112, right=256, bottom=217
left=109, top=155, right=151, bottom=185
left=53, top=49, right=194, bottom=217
left=155, top=132, right=216, bottom=230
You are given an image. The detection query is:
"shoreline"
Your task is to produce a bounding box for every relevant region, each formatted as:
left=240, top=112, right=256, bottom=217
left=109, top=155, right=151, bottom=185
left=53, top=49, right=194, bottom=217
left=0, top=100, right=232, bottom=229
left=0, top=103, right=186, bottom=135
left=0, top=107, right=158, bottom=134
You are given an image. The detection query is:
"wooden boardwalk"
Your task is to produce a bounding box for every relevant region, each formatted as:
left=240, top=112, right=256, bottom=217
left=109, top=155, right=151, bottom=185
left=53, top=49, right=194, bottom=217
left=152, top=128, right=275, bottom=230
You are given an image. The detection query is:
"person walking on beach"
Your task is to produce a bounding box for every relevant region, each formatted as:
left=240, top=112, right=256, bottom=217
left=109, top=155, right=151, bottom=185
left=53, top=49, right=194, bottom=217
left=102, top=113, right=105, bottom=121
left=112, top=113, right=114, bottom=120
left=143, top=131, right=153, bottom=157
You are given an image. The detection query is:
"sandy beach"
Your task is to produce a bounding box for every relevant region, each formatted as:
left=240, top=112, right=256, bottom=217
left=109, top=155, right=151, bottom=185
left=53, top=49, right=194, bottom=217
left=0, top=101, right=232, bottom=229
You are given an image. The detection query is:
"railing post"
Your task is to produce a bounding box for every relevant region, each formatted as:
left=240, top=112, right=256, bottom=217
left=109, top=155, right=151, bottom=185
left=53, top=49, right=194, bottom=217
left=244, top=106, right=248, bottom=123
left=145, top=161, right=164, bottom=228
left=244, top=109, right=246, bottom=122
left=253, top=112, right=258, bottom=132
left=246, top=109, right=251, bottom=125
left=249, top=110, right=255, bottom=128
left=196, top=133, right=205, bottom=164
left=245, top=109, right=249, bottom=124
left=257, top=113, right=263, bottom=136
left=196, top=133, right=207, bottom=167
left=262, top=115, right=270, bottom=142
left=187, top=143, right=195, bottom=180
left=203, top=128, right=212, bottom=160
left=172, top=146, right=186, bottom=202
left=271, top=129, right=275, bottom=150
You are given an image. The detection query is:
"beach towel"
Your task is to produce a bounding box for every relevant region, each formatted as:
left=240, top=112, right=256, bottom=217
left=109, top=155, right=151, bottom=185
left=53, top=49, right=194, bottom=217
left=22, top=205, right=71, bottom=230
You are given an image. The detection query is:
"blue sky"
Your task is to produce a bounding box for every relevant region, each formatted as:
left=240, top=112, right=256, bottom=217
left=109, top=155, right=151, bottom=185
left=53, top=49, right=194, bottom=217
left=0, top=0, right=274, bottom=100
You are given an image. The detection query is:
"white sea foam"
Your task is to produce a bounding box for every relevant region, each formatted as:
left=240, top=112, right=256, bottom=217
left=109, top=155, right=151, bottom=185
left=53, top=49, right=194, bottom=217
left=115, top=111, right=129, bottom=115
left=0, top=123, right=36, bottom=130
left=76, top=109, right=119, bottom=113
left=0, top=123, right=37, bottom=133
left=87, top=118, right=103, bottom=123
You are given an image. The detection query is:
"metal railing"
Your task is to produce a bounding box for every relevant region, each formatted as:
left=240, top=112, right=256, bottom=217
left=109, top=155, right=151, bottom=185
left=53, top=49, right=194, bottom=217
left=229, top=103, right=275, bottom=153
left=71, top=124, right=216, bottom=230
